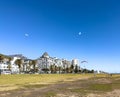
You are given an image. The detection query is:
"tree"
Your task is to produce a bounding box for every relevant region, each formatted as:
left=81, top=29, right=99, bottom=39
left=50, top=65, right=54, bottom=73
left=62, top=64, right=65, bottom=73
left=70, top=64, right=74, bottom=73
left=0, top=54, right=5, bottom=62
left=7, top=57, right=12, bottom=70
left=15, top=59, right=22, bottom=73
left=58, top=66, right=61, bottom=74
left=29, top=60, right=33, bottom=71
left=54, top=65, right=57, bottom=73
left=66, top=65, right=69, bottom=73
left=7, top=64, right=12, bottom=71
left=91, top=69, right=94, bottom=73
left=6, top=56, right=12, bottom=62
left=51, top=64, right=56, bottom=73
left=74, top=65, right=78, bottom=73
left=32, top=60, right=37, bottom=73
left=62, top=61, right=66, bottom=73
left=0, top=54, right=12, bottom=62
left=42, top=68, right=49, bottom=73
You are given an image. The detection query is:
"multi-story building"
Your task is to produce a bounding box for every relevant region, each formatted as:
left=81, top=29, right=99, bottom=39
left=37, top=52, right=54, bottom=73
left=37, top=52, right=77, bottom=73
left=72, top=59, right=79, bottom=66
left=0, top=55, right=12, bottom=74
left=0, top=53, right=80, bottom=74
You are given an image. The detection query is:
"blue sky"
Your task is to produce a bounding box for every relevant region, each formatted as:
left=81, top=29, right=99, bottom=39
left=0, top=0, right=120, bottom=73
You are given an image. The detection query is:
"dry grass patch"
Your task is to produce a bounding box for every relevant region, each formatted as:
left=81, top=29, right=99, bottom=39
left=45, top=91, right=57, bottom=97
left=0, top=74, right=92, bottom=91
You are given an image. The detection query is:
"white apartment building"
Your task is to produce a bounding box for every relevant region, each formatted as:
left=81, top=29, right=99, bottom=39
left=0, top=58, right=11, bottom=74
left=72, top=59, right=79, bottom=65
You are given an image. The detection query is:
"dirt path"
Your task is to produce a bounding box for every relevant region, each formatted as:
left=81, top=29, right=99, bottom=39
left=87, top=89, right=120, bottom=97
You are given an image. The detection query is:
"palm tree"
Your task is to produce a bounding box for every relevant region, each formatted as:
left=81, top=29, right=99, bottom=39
left=54, top=65, right=57, bottom=73
left=7, top=57, right=12, bottom=70
left=15, top=59, right=22, bottom=73
left=32, top=60, right=37, bottom=73
left=29, top=60, right=32, bottom=70
left=62, top=61, right=66, bottom=73
left=66, top=65, right=69, bottom=73
left=70, top=64, right=74, bottom=73
left=58, top=66, right=61, bottom=74
left=7, top=64, right=12, bottom=71
left=74, top=65, right=78, bottom=73
left=50, top=65, right=54, bottom=73
left=28, top=60, right=37, bottom=73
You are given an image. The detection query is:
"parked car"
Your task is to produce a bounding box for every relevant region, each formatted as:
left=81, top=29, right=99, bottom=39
left=0, top=69, right=11, bottom=74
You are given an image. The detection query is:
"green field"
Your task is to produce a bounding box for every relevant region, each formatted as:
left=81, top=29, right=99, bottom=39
left=0, top=74, right=120, bottom=97
left=0, top=74, right=91, bottom=85
left=0, top=74, right=92, bottom=91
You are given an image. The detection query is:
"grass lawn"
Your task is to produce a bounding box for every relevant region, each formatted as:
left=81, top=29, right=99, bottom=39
left=0, top=74, right=92, bottom=91
left=0, top=74, right=120, bottom=97
left=0, top=74, right=90, bottom=85
left=0, top=74, right=119, bottom=91
left=68, top=74, right=120, bottom=96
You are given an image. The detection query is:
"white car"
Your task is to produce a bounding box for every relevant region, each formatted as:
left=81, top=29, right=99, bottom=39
left=0, top=69, right=11, bottom=74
